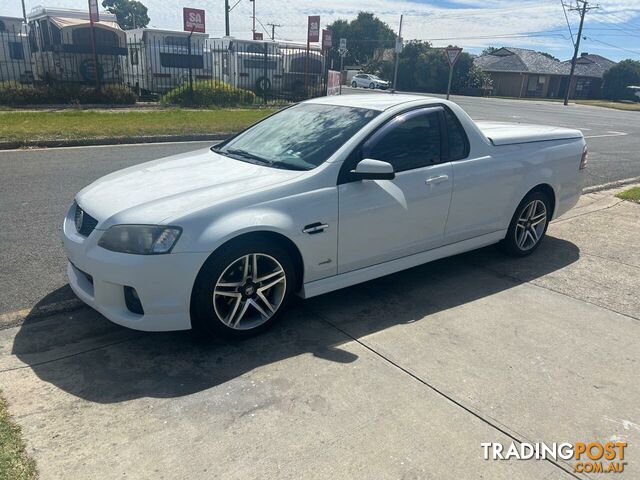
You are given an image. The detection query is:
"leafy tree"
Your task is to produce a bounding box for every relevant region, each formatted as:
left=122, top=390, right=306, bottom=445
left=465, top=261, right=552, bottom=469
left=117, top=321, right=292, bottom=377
left=481, top=46, right=499, bottom=56
left=102, top=0, right=150, bottom=30
left=327, top=12, right=396, bottom=69
left=602, top=59, right=640, bottom=100
left=538, top=51, right=559, bottom=61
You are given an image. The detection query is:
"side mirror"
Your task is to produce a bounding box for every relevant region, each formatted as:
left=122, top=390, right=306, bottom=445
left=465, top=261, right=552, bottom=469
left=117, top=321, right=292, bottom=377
left=351, top=159, right=395, bottom=180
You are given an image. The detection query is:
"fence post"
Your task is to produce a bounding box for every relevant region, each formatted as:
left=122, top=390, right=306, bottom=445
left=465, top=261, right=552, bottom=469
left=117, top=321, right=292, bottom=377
left=187, top=27, right=195, bottom=103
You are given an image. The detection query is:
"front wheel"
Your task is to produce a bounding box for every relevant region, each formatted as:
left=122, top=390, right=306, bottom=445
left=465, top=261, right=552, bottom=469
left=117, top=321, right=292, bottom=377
left=191, top=239, right=296, bottom=339
left=501, top=191, right=551, bottom=257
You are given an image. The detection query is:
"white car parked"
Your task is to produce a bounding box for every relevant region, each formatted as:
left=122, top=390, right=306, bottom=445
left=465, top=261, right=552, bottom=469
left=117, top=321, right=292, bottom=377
left=351, top=73, right=389, bottom=90
left=63, top=94, right=587, bottom=338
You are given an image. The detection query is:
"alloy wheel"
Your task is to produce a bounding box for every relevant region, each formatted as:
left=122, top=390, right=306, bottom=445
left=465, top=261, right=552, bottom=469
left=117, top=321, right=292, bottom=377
left=515, top=199, right=547, bottom=251
left=213, top=253, right=287, bottom=330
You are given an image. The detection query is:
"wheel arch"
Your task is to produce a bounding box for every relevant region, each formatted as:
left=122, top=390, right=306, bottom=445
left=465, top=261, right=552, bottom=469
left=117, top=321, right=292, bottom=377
left=527, top=183, right=556, bottom=218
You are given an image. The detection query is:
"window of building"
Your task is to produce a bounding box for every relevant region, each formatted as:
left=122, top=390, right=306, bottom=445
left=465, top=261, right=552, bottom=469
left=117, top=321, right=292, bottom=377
left=8, top=41, right=24, bottom=60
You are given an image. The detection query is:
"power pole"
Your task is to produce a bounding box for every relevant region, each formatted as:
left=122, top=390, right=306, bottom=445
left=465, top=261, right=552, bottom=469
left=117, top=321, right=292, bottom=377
left=266, top=22, right=281, bottom=40
left=392, top=14, right=403, bottom=92
left=21, top=0, right=28, bottom=24
left=224, top=0, right=230, bottom=36
left=564, top=0, right=598, bottom=106
left=250, top=0, right=255, bottom=39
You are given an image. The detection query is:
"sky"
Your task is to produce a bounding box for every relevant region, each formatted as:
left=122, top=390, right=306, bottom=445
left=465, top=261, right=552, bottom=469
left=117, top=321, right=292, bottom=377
left=2, top=0, right=640, bottom=61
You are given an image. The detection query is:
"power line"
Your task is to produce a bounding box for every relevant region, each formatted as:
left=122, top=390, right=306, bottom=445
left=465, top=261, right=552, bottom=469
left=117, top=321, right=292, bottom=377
left=561, top=1, right=576, bottom=46
left=584, top=36, right=640, bottom=56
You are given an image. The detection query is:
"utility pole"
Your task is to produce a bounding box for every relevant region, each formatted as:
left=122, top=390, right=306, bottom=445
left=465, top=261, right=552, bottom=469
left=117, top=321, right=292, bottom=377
left=392, top=14, right=403, bottom=92
left=564, top=0, right=598, bottom=105
left=21, top=0, right=28, bottom=24
left=250, top=0, right=255, bottom=39
left=266, top=22, right=281, bottom=40
left=224, top=0, right=230, bottom=36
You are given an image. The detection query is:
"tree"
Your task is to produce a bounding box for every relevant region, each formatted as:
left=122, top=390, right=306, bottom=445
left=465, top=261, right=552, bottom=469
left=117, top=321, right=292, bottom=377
left=327, top=12, right=396, bottom=68
left=538, top=51, right=559, bottom=61
left=602, top=60, right=640, bottom=100
left=102, top=0, right=150, bottom=30
left=481, top=46, right=499, bottom=56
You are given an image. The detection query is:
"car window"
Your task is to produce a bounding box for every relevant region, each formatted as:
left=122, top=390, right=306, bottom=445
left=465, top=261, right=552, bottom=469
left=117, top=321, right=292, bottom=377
left=368, top=112, right=441, bottom=172
left=444, top=108, right=469, bottom=161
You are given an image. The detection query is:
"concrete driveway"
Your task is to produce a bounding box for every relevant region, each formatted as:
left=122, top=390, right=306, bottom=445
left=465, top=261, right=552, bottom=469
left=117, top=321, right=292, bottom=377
left=1, top=188, right=639, bottom=479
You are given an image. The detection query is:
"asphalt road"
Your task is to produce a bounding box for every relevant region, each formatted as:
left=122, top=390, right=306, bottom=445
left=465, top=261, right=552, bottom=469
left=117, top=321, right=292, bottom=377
left=1, top=94, right=639, bottom=314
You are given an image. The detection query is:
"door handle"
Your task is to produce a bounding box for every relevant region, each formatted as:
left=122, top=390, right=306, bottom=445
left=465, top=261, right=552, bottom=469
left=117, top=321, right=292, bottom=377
left=425, top=175, right=449, bottom=185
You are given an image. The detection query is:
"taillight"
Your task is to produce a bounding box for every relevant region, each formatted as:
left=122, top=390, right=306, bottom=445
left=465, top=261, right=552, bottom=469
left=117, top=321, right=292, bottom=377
left=580, top=145, right=588, bottom=170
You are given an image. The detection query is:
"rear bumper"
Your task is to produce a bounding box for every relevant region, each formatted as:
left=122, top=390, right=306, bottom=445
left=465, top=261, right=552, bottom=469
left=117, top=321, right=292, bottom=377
left=63, top=207, right=208, bottom=332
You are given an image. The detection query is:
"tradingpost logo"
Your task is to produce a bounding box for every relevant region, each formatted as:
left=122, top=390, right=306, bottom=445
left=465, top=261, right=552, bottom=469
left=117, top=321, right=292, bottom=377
left=481, top=441, right=627, bottom=474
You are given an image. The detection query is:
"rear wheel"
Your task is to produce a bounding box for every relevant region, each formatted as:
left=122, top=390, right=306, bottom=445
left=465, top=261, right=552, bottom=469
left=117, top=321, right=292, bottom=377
left=351, top=81, right=357, bottom=88
left=191, top=239, right=296, bottom=339
left=369, top=82, right=375, bottom=89
left=501, top=191, right=551, bottom=257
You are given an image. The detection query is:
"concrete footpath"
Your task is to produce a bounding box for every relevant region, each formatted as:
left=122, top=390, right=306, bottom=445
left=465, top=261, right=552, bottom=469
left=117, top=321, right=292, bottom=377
left=0, top=187, right=638, bottom=479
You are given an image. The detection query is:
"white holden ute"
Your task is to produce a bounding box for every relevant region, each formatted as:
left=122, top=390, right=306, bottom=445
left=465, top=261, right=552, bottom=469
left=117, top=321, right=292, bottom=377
left=63, top=94, right=587, bottom=338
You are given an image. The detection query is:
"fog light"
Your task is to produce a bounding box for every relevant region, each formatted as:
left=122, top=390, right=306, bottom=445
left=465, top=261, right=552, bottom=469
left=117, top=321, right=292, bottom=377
left=124, top=286, right=144, bottom=315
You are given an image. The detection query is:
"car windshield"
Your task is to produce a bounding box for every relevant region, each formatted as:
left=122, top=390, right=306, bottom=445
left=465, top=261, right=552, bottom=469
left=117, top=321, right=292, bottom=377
left=212, top=103, right=378, bottom=170
left=370, top=75, right=381, bottom=80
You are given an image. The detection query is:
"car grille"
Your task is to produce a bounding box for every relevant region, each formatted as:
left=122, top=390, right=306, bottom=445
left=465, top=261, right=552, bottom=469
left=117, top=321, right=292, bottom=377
left=74, top=203, right=99, bottom=237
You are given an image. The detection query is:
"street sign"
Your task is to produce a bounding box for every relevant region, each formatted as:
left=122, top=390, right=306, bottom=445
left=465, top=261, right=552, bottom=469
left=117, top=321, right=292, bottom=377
left=395, top=36, right=403, bottom=53
left=253, top=32, right=263, bottom=40
left=183, top=7, right=206, bottom=33
left=307, top=15, right=320, bottom=43
left=444, top=47, right=462, bottom=100
left=88, top=0, right=99, bottom=23
left=339, top=38, right=347, bottom=50
left=322, top=29, right=332, bottom=50
left=445, top=47, right=463, bottom=66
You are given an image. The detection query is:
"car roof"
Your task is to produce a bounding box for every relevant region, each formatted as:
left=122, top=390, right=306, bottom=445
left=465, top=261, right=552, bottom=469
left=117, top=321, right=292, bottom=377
left=304, top=93, right=439, bottom=112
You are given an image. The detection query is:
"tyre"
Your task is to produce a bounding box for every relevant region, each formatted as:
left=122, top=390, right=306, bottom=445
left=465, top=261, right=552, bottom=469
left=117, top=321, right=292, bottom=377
left=191, top=238, right=296, bottom=339
left=351, top=81, right=357, bottom=88
left=501, top=191, right=551, bottom=257
left=369, top=82, right=375, bottom=89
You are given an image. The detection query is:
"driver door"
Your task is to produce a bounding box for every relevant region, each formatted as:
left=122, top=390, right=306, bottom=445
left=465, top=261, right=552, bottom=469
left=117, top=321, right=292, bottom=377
left=337, top=107, right=453, bottom=273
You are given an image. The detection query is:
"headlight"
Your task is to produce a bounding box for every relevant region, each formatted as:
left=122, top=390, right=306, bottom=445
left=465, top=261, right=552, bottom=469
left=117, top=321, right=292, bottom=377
left=98, top=225, right=182, bottom=255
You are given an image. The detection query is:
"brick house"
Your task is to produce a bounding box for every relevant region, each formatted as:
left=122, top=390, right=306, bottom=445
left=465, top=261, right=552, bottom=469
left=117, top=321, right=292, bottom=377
left=474, top=47, right=615, bottom=99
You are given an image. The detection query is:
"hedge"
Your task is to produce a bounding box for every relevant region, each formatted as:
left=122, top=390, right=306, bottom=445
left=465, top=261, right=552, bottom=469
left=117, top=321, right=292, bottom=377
left=0, top=83, right=137, bottom=106
left=160, top=81, right=256, bottom=107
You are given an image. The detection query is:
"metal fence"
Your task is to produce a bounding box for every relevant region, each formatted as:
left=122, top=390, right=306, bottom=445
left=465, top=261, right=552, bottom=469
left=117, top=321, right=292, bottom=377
left=0, top=26, right=328, bottom=104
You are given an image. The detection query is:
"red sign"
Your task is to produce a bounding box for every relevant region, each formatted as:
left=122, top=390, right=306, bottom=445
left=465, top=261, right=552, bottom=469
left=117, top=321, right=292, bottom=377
left=253, top=32, right=263, bottom=40
left=445, top=47, right=463, bottom=66
left=88, top=0, right=99, bottom=23
left=307, top=15, right=320, bottom=43
left=322, top=29, right=332, bottom=50
left=183, top=7, right=206, bottom=33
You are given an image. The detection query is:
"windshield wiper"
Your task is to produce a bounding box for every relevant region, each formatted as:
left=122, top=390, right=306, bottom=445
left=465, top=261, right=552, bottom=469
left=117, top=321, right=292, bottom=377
left=224, top=148, right=271, bottom=165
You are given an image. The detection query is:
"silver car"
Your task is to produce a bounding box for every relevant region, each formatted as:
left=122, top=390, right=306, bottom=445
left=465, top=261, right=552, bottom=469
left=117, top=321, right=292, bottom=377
left=351, top=73, right=389, bottom=90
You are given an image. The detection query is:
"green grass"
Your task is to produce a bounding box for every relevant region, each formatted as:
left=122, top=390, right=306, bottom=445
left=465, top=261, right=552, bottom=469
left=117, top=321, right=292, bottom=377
left=0, top=108, right=276, bottom=144
left=0, top=393, right=37, bottom=480
left=574, top=99, right=640, bottom=111
left=616, top=186, right=640, bottom=203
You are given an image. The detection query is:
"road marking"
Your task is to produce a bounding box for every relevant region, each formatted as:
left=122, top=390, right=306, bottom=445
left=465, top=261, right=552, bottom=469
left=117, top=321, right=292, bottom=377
left=584, top=131, right=627, bottom=139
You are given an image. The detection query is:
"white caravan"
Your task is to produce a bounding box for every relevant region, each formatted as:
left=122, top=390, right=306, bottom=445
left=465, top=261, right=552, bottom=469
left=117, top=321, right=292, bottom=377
left=123, top=28, right=212, bottom=95
left=27, top=7, right=126, bottom=84
left=0, top=16, right=33, bottom=83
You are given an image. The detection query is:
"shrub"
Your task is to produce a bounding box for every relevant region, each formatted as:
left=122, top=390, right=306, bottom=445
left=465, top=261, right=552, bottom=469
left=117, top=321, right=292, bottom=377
left=160, top=81, right=255, bottom=107
left=0, top=82, right=137, bottom=105
left=602, top=60, right=640, bottom=101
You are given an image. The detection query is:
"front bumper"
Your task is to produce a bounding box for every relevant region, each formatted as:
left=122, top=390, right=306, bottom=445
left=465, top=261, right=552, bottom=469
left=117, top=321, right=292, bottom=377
left=62, top=206, right=209, bottom=332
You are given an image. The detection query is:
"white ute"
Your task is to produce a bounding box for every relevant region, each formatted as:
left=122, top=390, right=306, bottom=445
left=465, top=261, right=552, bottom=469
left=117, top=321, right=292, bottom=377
left=63, top=94, right=587, bottom=338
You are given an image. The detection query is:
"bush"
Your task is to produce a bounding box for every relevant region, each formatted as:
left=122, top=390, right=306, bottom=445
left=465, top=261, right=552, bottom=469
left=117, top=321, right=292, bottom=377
left=160, top=81, right=255, bottom=107
left=602, top=60, right=640, bottom=101
left=0, top=82, right=137, bottom=106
